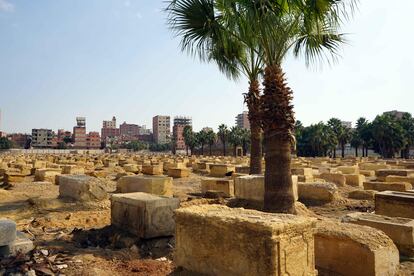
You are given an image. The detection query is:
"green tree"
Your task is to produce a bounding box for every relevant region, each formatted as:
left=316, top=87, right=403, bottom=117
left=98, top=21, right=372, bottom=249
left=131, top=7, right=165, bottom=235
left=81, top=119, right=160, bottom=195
left=0, top=137, right=12, bottom=150
left=398, top=113, right=414, bottom=159
left=297, top=122, right=336, bottom=157
left=126, top=141, right=148, bottom=152
left=205, top=129, right=217, bottom=156
left=356, top=117, right=372, bottom=157
left=167, top=0, right=355, bottom=213
left=240, top=128, right=251, bottom=157
left=371, top=114, right=405, bottom=158
left=350, top=129, right=362, bottom=157
left=228, top=126, right=243, bottom=156
left=217, top=124, right=229, bottom=156
left=196, top=130, right=208, bottom=155
left=327, top=118, right=344, bottom=158
left=183, top=125, right=196, bottom=156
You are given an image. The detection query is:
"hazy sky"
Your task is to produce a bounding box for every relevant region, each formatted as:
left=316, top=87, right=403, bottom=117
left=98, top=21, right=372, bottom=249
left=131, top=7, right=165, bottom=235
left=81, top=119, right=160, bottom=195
left=0, top=0, right=413, bottom=134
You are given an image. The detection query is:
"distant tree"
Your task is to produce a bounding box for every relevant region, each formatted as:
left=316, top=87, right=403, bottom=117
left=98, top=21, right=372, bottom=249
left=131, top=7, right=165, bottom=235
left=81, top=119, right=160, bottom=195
left=229, top=126, right=243, bottom=156
left=57, top=142, right=67, bottom=149
left=0, top=137, right=12, bottom=150
left=371, top=114, right=405, bottom=158
left=205, top=130, right=217, bottom=156
left=350, top=129, right=362, bottom=157
left=149, top=143, right=171, bottom=152
left=183, top=125, right=193, bottom=156
left=240, top=128, right=251, bottom=156
left=327, top=118, right=345, bottom=158
left=398, top=113, right=414, bottom=159
left=196, top=130, right=208, bottom=155
left=297, top=122, right=337, bottom=157
left=126, top=141, right=148, bottom=152
left=63, top=136, right=72, bottom=144
left=218, top=124, right=229, bottom=156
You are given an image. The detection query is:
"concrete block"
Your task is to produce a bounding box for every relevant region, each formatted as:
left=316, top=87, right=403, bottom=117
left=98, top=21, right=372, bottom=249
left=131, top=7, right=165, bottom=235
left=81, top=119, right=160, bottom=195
left=34, top=168, right=62, bottom=184
left=315, top=221, right=399, bottom=276
left=111, top=192, right=179, bottom=238
left=61, top=165, right=85, bottom=175
left=201, top=177, right=234, bottom=197
left=375, top=191, right=414, bottom=219
left=298, top=182, right=338, bottom=203
left=117, top=175, right=173, bottom=197
left=0, top=232, right=34, bottom=257
left=175, top=205, right=317, bottom=276
left=123, top=164, right=141, bottom=173
left=343, top=212, right=414, bottom=257
left=209, top=164, right=236, bottom=177
left=344, top=174, right=365, bottom=187
left=319, top=173, right=346, bottom=186
left=363, top=181, right=412, bottom=192
left=59, top=175, right=108, bottom=201
left=142, top=164, right=163, bottom=175
left=167, top=168, right=190, bottom=178
left=0, top=219, right=16, bottom=246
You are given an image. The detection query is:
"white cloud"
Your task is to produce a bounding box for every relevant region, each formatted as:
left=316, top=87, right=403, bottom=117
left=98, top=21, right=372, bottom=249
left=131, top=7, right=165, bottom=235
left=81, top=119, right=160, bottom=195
left=0, top=0, right=14, bottom=12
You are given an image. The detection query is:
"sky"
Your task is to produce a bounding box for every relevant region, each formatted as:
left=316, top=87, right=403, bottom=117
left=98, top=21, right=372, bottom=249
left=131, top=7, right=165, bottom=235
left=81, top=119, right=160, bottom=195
left=0, top=0, right=413, bottom=134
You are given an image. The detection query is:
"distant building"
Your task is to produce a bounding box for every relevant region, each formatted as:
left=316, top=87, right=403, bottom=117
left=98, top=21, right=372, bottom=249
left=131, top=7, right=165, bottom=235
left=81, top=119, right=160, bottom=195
left=57, top=129, right=72, bottom=144
left=101, top=116, right=120, bottom=140
left=139, top=125, right=151, bottom=135
left=0, top=131, right=6, bottom=138
left=341, top=121, right=352, bottom=129
left=202, top=127, right=213, bottom=132
left=173, top=116, right=192, bottom=151
left=120, top=122, right=140, bottom=138
left=32, top=129, right=55, bottom=148
left=8, top=133, right=30, bottom=148
left=235, top=111, right=250, bottom=130
left=87, top=132, right=101, bottom=149
left=153, top=115, right=171, bottom=144
left=384, top=110, right=409, bottom=119
left=73, top=117, right=87, bottom=148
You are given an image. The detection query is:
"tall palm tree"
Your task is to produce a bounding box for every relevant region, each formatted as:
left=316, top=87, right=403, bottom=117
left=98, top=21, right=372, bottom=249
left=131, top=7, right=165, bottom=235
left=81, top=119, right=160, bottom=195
left=196, top=130, right=208, bottom=155
left=167, top=0, right=355, bottom=213
left=229, top=126, right=243, bottom=156
left=217, top=124, right=229, bottom=156
left=205, top=129, right=217, bottom=156
left=166, top=0, right=263, bottom=174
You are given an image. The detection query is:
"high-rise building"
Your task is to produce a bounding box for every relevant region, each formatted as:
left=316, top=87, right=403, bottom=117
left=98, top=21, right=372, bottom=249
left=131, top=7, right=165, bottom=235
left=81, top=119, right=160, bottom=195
left=120, top=122, right=140, bottom=138
left=32, top=129, right=55, bottom=148
left=235, top=111, right=250, bottom=130
left=173, top=116, right=192, bottom=151
left=87, top=132, right=101, bottom=149
left=153, top=115, right=171, bottom=144
left=73, top=117, right=87, bottom=148
left=103, top=116, right=117, bottom=129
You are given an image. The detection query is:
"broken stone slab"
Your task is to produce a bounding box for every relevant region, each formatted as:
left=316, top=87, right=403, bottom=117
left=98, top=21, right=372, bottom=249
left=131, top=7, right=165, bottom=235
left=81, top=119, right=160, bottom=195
left=167, top=168, right=190, bottom=178
left=111, top=192, right=179, bottom=239
left=59, top=175, right=108, bottom=201
left=234, top=175, right=298, bottom=202
left=123, top=164, right=142, bottom=173
left=360, top=170, right=376, bottom=177
left=4, top=173, right=26, bottom=183
left=359, top=162, right=389, bottom=171
left=34, top=168, right=62, bottom=184
left=343, top=212, right=414, bottom=257
left=375, top=191, right=414, bottom=219
left=376, top=169, right=414, bottom=181
left=298, top=182, right=338, bottom=203
left=201, top=177, right=234, bottom=197
left=0, top=219, right=16, bottom=246
left=117, top=175, right=173, bottom=197
left=315, top=220, right=399, bottom=276
left=318, top=173, right=346, bottom=186
left=363, top=181, right=412, bottom=192
left=348, top=189, right=376, bottom=200
left=175, top=205, right=317, bottom=276
left=209, top=164, right=236, bottom=177
left=0, top=231, right=34, bottom=257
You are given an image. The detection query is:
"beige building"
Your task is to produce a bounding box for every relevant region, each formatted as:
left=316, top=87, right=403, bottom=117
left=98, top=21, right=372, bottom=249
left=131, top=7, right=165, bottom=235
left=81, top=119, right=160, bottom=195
left=235, top=111, right=250, bottom=130
left=32, top=129, right=55, bottom=148
left=103, top=116, right=117, bottom=129
left=153, top=115, right=171, bottom=144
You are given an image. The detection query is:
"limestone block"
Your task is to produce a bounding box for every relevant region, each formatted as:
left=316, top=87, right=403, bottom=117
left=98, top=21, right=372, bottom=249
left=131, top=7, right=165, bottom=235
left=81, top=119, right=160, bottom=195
left=360, top=170, right=376, bottom=177
left=376, top=169, right=414, bottom=181
left=0, top=232, right=34, bottom=257
left=123, top=164, right=141, bottom=173
left=375, top=191, right=414, bottom=219
left=61, top=165, right=85, bottom=175
left=0, top=219, right=16, bottom=246
left=59, top=175, right=108, bottom=201
left=34, top=168, right=62, bottom=183
left=235, top=165, right=250, bottom=174
left=319, top=173, right=346, bottom=186
left=337, top=165, right=359, bottom=174
left=385, top=175, right=414, bottom=185
left=343, top=212, right=414, bottom=257
left=4, top=173, right=26, bottom=183
left=348, top=190, right=376, bottom=200
left=201, top=177, right=234, bottom=197
left=209, top=164, right=236, bottom=177
left=117, top=175, right=173, bottom=197
left=344, top=174, right=365, bottom=187
left=234, top=175, right=298, bottom=202
left=298, top=182, right=338, bottom=203
left=142, top=164, right=163, bottom=175
left=111, top=192, right=179, bottom=238
left=315, top=221, right=399, bottom=276
left=297, top=175, right=314, bottom=183
left=291, top=167, right=313, bottom=176
left=167, top=168, right=190, bottom=178
left=175, top=205, right=317, bottom=276
left=359, top=163, right=389, bottom=171
left=363, top=181, right=412, bottom=192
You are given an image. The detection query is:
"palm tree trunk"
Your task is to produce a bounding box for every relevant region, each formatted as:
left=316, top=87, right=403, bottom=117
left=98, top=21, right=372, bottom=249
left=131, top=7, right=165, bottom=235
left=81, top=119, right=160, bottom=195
left=201, top=144, right=204, bottom=155
left=223, top=141, right=226, bottom=156
left=341, top=143, right=345, bottom=158
left=246, top=79, right=262, bottom=174
left=209, top=144, right=212, bottom=156
left=355, top=146, right=358, bottom=157
left=261, top=65, right=295, bottom=214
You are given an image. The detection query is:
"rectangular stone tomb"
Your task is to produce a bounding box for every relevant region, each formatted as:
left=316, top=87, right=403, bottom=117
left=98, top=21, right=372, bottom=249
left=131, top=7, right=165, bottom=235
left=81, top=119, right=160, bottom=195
left=59, top=175, right=108, bottom=201
left=117, top=175, right=173, bottom=197
left=174, top=205, right=317, bottom=276
left=142, top=164, right=163, bottom=175
left=201, top=177, right=234, bottom=197
left=209, top=164, right=236, bottom=177
left=363, top=181, right=412, bottom=192
left=343, top=212, right=414, bottom=257
left=298, top=182, right=338, bottom=203
left=111, top=192, right=179, bottom=238
left=376, top=169, right=414, bottom=181
left=375, top=191, right=414, bottom=219
left=167, top=168, right=190, bottom=178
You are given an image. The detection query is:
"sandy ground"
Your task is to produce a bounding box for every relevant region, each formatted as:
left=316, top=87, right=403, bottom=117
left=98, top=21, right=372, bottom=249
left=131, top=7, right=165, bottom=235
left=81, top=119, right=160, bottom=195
left=1, top=173, right=413, bottom=275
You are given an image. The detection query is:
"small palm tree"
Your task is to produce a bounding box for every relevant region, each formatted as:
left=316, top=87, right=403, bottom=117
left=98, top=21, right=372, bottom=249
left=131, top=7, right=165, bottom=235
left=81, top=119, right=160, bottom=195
left=217, top=124, right=229, bottom=156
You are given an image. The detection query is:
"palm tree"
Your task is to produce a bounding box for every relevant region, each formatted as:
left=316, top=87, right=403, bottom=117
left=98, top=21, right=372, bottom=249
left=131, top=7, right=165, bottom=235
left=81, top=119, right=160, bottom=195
left=167, top=0, right=355, bottom=213
left=371, top=114, right=405, bottom=158
left=196, top=130, right=208, bottom=155
left=229, top=126, right=243, bottom=156
left=205, top=129, right=217, bottom=156
left=356, top=117, right=371, bottom=157
left=327, top=118, right=344, bottom=158
left=217, top=124, right=229, bottom=156
left=240, top=128, right=251, bottom=157
left=183, top=125, right=198, bottom=156
left=350, top=129, right=362, bottom=157
left=166, top=0, right=263, bottom=174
